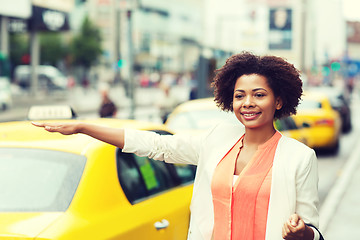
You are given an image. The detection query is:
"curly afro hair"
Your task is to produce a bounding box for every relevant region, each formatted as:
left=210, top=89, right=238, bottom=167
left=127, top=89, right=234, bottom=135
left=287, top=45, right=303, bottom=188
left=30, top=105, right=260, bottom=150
left=211, top=51, right=303, bottom=119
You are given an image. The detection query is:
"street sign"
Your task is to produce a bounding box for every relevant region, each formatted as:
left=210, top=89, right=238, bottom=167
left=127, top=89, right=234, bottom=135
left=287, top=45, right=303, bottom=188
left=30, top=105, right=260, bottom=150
left=29, top=6, right=70, bottom=31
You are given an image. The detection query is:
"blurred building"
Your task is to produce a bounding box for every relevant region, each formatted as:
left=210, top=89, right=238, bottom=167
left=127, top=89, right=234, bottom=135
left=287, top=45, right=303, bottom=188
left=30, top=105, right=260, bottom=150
left=77, top=0, right=204, bottom=83
left=203, top=0, right=346, bottom=74
left=344, top=21, right=360, bottom=84
left=0, top=0, right=31, bottom=56
left=68, top=0, right=350, bottom=90
left=346, top=21, right=360, bottom=59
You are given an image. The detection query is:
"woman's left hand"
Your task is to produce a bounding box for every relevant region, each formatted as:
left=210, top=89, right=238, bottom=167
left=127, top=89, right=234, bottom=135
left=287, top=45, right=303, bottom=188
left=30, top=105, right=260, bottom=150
left=282, top=214, right=314, bottom=240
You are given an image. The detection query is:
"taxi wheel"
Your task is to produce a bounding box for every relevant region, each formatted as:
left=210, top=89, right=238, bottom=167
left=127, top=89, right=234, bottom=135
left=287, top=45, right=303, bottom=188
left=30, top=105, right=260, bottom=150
left=327, top=138, right=340, bottom=155
left=1, top=103, right=7, bottom=111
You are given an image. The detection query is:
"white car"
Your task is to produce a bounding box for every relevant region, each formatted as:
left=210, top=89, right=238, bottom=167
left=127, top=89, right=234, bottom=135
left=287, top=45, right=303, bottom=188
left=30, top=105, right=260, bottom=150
left=0, top=77, right=12, bottom=110
left=14, top=65, right=68, bottom=90
left=0, top=53, right=12, bottom=110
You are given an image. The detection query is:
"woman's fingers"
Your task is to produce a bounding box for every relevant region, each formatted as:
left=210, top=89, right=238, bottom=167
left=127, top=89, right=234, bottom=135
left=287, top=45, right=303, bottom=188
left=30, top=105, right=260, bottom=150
left=31, top=122, right=77, bottom=135
left=282, top=214, right=306, bottom=239
left=32, top=122, right=58, bottom=131
left=31, top=122, right=46, bottom=128
left=289, top=214, right=300, bottom=227
left=44, top=125, right=60, bottom=132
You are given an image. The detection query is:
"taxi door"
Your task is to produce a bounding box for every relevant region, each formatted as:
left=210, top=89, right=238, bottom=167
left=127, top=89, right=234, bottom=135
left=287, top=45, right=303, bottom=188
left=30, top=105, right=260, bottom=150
left=114, top=150, right=193, bottom=240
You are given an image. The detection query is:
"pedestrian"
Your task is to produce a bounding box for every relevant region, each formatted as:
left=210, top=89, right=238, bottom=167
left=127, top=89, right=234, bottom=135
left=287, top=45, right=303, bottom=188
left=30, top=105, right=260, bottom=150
left=98, top=90, right=117, bottom=118
left=32, top=51, right=323, bottom=240
left=98, top=82, right=117, bottom=118
left=99, top=100, right=117, bottom=118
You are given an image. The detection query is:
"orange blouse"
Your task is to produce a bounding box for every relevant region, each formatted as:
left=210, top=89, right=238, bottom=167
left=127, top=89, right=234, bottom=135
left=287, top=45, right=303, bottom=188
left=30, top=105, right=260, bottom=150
left=211, top=131, right=281, bottom=240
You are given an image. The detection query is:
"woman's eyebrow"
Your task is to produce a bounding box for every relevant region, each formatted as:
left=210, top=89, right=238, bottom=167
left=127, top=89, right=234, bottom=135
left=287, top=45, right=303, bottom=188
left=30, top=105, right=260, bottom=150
left=252, top=88, right=268, bottom=92
left=234, top=89, right=245, bottom=93
left=234, top=88, right=268, bottom=92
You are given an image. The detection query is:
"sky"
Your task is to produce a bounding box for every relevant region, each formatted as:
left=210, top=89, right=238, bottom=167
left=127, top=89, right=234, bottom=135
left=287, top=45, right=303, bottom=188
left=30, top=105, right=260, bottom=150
left=342, top=0, right=360, bottom=21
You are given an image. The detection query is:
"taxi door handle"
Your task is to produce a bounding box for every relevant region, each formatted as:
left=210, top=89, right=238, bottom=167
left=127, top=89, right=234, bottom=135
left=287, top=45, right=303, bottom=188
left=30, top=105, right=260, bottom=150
left=154, top=219, right=170, bottom=230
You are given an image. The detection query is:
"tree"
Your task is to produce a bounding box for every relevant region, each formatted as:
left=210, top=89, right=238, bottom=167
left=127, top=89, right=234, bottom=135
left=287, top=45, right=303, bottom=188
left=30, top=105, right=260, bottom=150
left=40, top=33, right=68, bottom=66
left=9, top=33, right=29, bottom=70
left=71, top=16, right=102, bottom=69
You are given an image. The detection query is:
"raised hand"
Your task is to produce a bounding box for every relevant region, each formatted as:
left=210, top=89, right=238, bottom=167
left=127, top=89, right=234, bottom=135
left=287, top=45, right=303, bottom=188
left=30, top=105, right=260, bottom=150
left=32, top=121, right=125, bottom=148
left=32, top=122, right=80, bottom=135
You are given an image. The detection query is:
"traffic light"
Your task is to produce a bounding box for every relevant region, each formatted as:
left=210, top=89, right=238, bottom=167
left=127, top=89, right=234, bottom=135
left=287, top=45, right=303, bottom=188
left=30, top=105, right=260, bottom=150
left=331, top=61, right=341, bottom=72
left=117, top=59, right=127, bottom=68
left=322, top=66, right=331, bottom=76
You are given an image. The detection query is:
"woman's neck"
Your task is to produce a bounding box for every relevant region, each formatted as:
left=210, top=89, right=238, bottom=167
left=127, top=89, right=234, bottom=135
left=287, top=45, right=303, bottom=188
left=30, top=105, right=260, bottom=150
left=243, top=127, right=276, bottom=147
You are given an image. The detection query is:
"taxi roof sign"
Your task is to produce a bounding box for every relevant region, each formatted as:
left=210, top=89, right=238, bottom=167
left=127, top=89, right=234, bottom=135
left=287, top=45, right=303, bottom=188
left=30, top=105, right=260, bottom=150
left=28, top=105, right=77, bottom=120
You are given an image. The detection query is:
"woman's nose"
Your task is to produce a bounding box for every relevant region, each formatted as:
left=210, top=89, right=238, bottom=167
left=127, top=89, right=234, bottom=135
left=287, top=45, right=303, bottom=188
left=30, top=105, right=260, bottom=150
left=243, top=96, right=254, bottom=107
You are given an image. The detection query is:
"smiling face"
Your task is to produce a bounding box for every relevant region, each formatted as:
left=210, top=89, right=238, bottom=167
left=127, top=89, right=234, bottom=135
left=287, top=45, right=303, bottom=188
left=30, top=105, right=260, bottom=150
left=233, top=74, right=283, bottom=131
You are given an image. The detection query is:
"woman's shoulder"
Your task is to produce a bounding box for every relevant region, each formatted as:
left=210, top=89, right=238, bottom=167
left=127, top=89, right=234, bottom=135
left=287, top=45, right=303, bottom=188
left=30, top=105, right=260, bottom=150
left=277, top=135, right=317, bottom=169
left=279, top=134, right=313, bottom=152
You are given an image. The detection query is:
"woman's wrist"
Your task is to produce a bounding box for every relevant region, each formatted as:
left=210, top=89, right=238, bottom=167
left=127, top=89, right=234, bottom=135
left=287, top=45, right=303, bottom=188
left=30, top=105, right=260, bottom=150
left=75, top=122, right=86, bottom=134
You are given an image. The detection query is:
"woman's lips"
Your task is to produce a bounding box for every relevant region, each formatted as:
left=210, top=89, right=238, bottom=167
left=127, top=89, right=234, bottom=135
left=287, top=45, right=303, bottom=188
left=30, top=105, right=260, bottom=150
left=241, top=112, right=260, bottom=120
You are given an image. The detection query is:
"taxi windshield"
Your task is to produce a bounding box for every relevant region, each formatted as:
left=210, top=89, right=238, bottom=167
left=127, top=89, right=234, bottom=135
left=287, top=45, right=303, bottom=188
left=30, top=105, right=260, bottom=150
left=0, top=148, right=86, bottom=212
left=298, top=99, right=322, bottom=110
left=168, top=110, right=238, bottom=131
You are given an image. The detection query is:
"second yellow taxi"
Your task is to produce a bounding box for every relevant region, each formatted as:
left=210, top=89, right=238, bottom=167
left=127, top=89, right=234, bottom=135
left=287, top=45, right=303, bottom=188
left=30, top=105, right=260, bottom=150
left=292, top=91, right=342, bottom=154
left=165, top=97, right=309, bottom=145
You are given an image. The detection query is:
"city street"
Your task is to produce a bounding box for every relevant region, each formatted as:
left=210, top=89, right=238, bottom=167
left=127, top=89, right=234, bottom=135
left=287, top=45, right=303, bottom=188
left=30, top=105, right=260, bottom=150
left=1, top=0, right=359, bottom=238
left=316, top=93, right=360, bottom=239
left=0, top=84, right=191, bottom=123
left=1, top=85, right=360, bottom=239
left=317, top=93, right=360, bottom=205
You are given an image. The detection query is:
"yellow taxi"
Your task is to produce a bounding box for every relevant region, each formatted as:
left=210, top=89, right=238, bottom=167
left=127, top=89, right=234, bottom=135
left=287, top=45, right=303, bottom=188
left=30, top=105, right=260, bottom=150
left=165, top=98, right=309, bottom=144
left=274, top=116, right=310, bottom=146
left=0, top=118, right=195, bottom=240
left=165, top=97, right=241, bottom=134
left=292, top=91, right=342, bottom=153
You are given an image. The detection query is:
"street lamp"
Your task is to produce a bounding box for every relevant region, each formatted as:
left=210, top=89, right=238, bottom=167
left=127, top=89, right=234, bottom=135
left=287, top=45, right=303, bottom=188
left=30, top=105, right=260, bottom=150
left=117, top=0, right=140, bottom=119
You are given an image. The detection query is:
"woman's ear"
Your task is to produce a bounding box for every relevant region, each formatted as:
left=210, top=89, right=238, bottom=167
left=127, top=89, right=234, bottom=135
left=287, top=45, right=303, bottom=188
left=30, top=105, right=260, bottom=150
left=276, top=97, right=283, bottom=110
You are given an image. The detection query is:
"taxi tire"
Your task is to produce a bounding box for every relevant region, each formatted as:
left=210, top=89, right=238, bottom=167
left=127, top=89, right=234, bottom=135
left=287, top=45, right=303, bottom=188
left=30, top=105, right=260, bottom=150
left=327, top=138, right=340, bottom=155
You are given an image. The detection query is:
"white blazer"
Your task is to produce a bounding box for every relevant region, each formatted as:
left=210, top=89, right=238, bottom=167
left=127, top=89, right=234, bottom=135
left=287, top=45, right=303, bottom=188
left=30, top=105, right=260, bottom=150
left=123, top=121, right=320, bottom=240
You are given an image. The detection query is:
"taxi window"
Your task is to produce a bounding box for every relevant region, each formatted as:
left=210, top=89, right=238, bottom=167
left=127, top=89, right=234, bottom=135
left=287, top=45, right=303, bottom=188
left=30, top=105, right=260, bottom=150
left=116, top=130, right=195, bottom=204
left=275, top=117, right=298, bottom=131
left=117, top=153, right=148, bottom=202
left=274, top=119, right=284, bottom=131
left=135, top=155, right=175, bottom=194
left=0, top=148, right=85, bottom=212
left=116, top=151, right=176, bottom=204
left=283, top=117, right=298, bottom=130
left=173, top=164, right=196, bottom=184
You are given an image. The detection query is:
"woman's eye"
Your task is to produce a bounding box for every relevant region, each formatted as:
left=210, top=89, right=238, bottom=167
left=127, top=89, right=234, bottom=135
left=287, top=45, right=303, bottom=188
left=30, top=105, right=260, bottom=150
left=235, top=95, right=244, bottom=99
left=255, top=93, right=265, bottom=98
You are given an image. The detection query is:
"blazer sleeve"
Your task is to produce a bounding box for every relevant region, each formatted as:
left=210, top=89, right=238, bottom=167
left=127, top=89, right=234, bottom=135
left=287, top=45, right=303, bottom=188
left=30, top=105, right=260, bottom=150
left=295, top=149, right=322, bottom=238
left=122, top=128, right=204, bottom=165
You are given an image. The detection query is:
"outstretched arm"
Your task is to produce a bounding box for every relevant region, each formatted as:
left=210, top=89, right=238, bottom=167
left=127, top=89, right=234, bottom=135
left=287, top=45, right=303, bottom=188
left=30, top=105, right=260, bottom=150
left=32, top=122, right=125, bottom=149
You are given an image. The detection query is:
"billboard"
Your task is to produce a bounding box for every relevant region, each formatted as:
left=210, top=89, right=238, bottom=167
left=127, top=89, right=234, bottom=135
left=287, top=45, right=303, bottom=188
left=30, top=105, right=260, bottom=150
left=8, top=5, right=71, bottom=32
left=28, top=6, right=71, bottom=31
left=268, top=8, right=292, bottom=50
left=0, top=0, right=31, bottom=18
